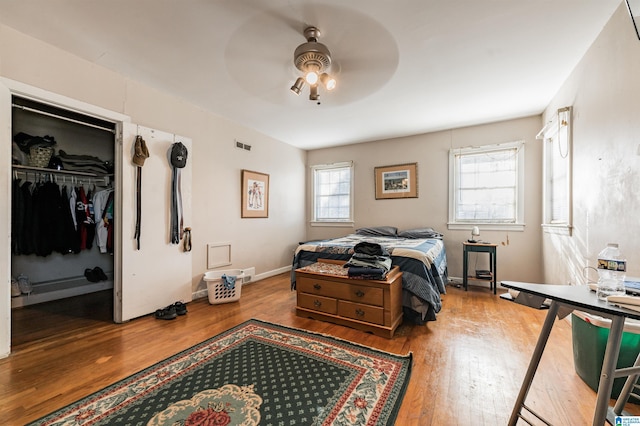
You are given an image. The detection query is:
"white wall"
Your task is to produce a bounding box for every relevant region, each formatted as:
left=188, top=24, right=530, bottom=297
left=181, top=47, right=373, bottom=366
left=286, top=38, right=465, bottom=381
left=542, top=3, right=640, bottom=285
left=306, top=115, right=544, bottom=285
left=0, top=24, right=307, bottom=292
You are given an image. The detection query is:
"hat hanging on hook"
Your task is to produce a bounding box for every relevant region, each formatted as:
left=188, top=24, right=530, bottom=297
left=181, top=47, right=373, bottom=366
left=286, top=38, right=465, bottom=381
left=170, top=141, right=188, bottom=169
left=132, top=135, right=149, bottom=167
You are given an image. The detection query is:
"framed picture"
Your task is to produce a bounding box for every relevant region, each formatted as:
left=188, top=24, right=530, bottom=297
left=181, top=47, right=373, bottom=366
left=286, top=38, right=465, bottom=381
left=241, top=170, right=269, bottom=218
left=374, top=163, right=418, bottom=200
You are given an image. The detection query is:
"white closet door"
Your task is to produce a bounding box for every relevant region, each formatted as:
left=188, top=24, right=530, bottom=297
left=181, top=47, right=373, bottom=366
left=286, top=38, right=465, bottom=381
left=116, top=123, right=192, bottom=322
left=0, top=82, right=11, bottom=357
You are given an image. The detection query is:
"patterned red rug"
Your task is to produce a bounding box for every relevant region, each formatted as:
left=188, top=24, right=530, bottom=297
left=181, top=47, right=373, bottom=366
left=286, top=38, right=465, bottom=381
left=29, top=319, right=412, bottom=425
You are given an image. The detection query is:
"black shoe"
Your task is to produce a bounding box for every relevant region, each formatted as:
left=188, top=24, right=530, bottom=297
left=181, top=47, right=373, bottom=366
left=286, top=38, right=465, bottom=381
left=84, top=268, right=100, bottom=283
left=173, top=301, right=187, bottom=315
left=155, top=305, right=177, bottom=320
left=93, top=267, right=108, bottom=281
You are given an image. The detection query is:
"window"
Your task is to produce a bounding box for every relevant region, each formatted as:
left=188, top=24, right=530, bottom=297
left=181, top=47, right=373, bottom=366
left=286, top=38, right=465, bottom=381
left=448, top=141, right=525, bottom=230
left=540, top=107, right=572, bottom=234
left=311, top=162, right=354, bottom=225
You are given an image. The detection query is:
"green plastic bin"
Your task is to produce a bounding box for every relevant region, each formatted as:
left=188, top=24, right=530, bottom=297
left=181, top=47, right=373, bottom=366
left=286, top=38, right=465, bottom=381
left=572, top=311, right=640, bottom=402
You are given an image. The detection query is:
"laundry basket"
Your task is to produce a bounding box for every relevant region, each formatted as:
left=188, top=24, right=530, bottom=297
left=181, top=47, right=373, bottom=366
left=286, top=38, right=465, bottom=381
left=204, top=269, right=245, bottom=305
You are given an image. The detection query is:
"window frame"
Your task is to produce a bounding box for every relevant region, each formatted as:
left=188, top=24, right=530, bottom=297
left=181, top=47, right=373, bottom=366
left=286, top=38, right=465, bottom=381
left=310, top=161, right=354, bottom=227
left=448, top=140, right=526, bottom=231
left=540, top=106, right=573, bottom=235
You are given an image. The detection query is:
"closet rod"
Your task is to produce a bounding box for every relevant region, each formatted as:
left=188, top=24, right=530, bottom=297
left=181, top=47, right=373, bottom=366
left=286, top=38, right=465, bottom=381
left=13, top=167, right=111, bottom=186
left=11, top=104, right=116, bottom=134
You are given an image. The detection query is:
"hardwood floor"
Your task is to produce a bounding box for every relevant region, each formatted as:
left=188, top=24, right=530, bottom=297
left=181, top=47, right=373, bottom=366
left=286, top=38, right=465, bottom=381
left=2, top=273, right=639, bottom=425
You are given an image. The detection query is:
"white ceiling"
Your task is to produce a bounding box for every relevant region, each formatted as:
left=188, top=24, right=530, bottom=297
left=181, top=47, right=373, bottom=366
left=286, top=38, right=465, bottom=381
left=0, top=1, right=622, bottom=150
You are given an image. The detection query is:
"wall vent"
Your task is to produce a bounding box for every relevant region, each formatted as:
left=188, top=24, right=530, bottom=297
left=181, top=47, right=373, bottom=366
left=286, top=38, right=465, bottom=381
left=235, top=139, right=251, bottom=151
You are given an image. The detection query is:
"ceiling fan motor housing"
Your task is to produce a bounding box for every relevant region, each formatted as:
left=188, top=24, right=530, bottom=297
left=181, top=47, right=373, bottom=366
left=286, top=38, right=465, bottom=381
left=294, top=27, right=332, bottom=73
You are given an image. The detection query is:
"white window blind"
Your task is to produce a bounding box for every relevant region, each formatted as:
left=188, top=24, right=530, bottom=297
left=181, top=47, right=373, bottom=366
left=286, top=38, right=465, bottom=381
left=449, top=141, right=525, bottom=228
left=311, top=162, right=354, bottom=223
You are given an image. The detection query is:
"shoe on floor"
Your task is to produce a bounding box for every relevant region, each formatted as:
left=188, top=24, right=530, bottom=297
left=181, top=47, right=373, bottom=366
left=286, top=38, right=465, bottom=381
left=93, top=267, right=108, bottom=281
left=173, top=301, right=187, bottom=315
left=11, top=278, right=20, bottom=297
left=17, top=274, right=32, bottom=295
left=155, top=305, right=177, bottom=320
left=84, top=268, right=100, bottom=282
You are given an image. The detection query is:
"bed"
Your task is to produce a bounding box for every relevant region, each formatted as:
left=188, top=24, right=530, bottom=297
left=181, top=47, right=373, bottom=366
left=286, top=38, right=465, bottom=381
left=291, top=226, right=448, bottom=323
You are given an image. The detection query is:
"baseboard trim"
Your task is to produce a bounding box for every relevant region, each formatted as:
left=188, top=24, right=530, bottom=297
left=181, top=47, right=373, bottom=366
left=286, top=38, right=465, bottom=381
left=253, top=265, right=291, bottom=282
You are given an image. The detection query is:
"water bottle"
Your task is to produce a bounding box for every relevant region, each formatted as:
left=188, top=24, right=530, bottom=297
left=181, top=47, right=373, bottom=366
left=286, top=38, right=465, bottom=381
left=596, top=243, right=626, bottom=300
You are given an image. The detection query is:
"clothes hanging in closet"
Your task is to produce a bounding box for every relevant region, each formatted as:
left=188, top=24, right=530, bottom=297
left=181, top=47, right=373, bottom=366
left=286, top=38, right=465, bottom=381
left=76, top=186, right=95, bottom=250
left=11, top=177, right=112, bottom=257
left=93, top=188, right=114, bottom=254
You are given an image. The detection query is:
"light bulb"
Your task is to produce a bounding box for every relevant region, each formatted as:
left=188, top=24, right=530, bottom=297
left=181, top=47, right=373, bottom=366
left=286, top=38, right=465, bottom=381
left=305, top=71, right=318, bottom=85
left=320, top=73, right=336, bottom=90
left=325, top=78, right=336, bottom=90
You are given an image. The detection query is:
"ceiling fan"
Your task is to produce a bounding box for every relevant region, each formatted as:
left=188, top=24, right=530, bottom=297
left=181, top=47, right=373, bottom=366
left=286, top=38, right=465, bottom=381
left=289, top=26, right=337, bottom=104
left=223, top=4, right=398, bottom=108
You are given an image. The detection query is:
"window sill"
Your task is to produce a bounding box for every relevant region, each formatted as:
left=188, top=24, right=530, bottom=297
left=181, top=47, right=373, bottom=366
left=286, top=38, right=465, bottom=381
left=542, top=224, right=572, bottom=236
left=310, top=221, right=355, bottom=228
left=447, top=223, right=525, bottom=232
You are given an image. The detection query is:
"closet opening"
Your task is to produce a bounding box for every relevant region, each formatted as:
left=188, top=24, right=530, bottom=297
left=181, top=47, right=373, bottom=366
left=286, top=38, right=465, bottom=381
left=10, top=95, right=117, bottom=344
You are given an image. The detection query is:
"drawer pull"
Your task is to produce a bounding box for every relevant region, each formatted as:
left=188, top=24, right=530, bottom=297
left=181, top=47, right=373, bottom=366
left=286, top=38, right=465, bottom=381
left=355, top=290, right=365, bottom=297
left=314, top=300, right=322, bottom=308
left=355, top=309, right=365, bottom=317
left=313, top=283, right=322, bottom=290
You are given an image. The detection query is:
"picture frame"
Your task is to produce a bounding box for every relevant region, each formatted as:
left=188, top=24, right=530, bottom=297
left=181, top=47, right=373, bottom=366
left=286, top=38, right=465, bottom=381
left=241, top=170, right=269, bottom=218
left=374, top=163, right=418, bottom=200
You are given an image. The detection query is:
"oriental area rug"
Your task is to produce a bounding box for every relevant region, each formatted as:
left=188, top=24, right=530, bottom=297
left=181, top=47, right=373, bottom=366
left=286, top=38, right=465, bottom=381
left=30, top=319, right=412, bottom=426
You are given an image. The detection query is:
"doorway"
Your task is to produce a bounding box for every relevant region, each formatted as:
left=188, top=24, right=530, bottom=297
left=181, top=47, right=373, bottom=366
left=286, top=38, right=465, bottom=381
left=10, top=95, right=117, bottom=346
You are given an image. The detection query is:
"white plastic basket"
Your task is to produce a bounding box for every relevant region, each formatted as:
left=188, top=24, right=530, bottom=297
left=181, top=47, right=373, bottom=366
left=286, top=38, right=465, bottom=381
left=573, top=310, right=640, bottom=333
left=204, top=269, right=245, bottom=305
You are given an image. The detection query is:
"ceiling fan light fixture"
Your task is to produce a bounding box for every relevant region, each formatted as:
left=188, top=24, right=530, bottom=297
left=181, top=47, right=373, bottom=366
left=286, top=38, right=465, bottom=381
left=309, top=84, right=319, bottom=101
left=320, top=73, right=336, bottom=90
left=290, top=26, right=336, bottom=102
left=290, top=77, right=305, bottom=95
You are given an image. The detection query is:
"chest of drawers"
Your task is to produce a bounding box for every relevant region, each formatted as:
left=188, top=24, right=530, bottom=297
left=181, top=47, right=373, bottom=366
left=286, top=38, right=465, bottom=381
left=295, top=259, right=403, bottom=338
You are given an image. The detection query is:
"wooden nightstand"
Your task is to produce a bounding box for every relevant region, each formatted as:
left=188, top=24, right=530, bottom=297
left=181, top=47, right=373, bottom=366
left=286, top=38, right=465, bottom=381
left=295, top=259, right=403, bottom=338
left=462, top=242, right=498, bottom=294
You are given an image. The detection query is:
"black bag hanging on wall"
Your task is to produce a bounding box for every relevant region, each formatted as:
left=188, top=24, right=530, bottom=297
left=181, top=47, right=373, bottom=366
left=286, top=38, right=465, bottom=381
left=170, top=142, right=187, bottom=245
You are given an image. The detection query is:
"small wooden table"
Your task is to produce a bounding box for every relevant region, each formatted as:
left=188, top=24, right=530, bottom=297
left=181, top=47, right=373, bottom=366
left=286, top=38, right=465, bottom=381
left=463, top=242, right=498, bottom=294
left=295, top=259, right=403, bottom=338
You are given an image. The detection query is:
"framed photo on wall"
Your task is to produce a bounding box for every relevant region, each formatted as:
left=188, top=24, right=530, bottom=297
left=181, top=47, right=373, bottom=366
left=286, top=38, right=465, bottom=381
left=374, top=163, right=418, bottom=200
left=241, top=170, right=269, bottom=218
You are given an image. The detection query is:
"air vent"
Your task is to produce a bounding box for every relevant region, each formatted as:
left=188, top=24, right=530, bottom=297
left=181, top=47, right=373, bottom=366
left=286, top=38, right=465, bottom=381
left=235, top=139, right=251, bottom=151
